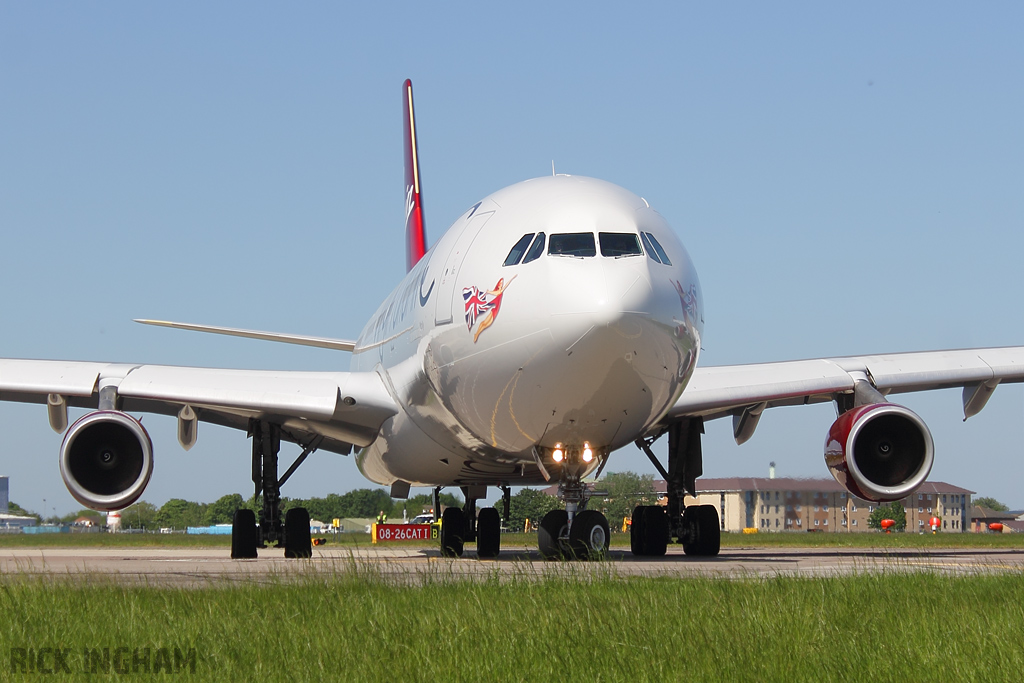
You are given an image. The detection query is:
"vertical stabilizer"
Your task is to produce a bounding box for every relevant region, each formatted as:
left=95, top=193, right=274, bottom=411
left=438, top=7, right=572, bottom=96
left=404, top=79, right=427, bottom=272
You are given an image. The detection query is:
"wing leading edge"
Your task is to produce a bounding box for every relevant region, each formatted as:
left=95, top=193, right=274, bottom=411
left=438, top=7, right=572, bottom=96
left=667, top=346, right=1024, bottom=441
left=0, top=359, right=397, bottom=455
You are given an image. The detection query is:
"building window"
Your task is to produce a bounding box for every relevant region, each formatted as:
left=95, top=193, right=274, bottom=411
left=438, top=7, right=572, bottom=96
left=853, top=520, right=858, bottom=527
left=823, top=505, right=829, bottom=512
left=786, top=518, right=792, bottom=526
left=918, top=520, right=924, bottom=527
left=797, top=519, right=802, bottom=527
left=928, top=507, right=932, bottom=513
left=852, top=505, right=858, bottom=512
left=824, top=519, right=828, bottom=526
left=775, top=519, right=780, bottom=528
left=815, top=520, right=820, bottom=526
left=775, top=492, right=779, bottom=500
left=841, top=492, right=847, bottom=498
left=776, top=506, right=780, bottom=514
left=919, top=507, right=923, bottom=513
left=869, top=506, right=874, bottom=512
left=842, top=519, right=847, bottom=526
left=814, top=506, right=819, bottom=512
left=796, top=505, right=802, bottom=512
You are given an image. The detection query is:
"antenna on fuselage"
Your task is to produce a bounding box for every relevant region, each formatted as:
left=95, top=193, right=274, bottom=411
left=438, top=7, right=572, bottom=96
left=551, top=160, right=555, bottom=176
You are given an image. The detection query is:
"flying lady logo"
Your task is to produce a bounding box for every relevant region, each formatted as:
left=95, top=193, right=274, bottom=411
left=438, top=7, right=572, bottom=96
left=672, top=280, right=700, bottom=328
left=463, top=276, right=515, bottom=343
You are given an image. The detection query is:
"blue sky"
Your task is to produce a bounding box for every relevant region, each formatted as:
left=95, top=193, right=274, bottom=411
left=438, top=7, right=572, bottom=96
left=2, top=3, right=1022, bottom=516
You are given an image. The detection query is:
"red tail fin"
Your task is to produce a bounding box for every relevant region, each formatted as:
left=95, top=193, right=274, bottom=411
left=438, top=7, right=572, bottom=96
left=403, top=79, right=427, bottom=272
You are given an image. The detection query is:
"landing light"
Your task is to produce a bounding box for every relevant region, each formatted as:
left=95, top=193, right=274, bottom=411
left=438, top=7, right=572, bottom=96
left=552, top=448, right=564, bottom=463
left=582, top=445, right=594, bottom=463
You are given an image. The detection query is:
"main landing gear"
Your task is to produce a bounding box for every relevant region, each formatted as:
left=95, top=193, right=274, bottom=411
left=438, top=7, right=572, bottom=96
left=231, top=420, right=320, bottom=559
left=437, top=485, right=510, bottom=559
left=632, top=418, right=721, bottom=557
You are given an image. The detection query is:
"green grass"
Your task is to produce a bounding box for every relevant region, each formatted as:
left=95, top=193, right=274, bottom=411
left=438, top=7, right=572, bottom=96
left=1, top=568, right=1022, bottom=681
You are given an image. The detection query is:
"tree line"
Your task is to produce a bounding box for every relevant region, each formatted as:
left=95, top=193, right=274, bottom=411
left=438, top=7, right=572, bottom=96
left=11, top=471, right=664, bottom=532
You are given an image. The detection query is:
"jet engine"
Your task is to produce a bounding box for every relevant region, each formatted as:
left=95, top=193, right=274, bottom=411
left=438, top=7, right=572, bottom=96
left=59, top=410, right=154, bottom=511
left=824, top=403, right=934, bottom=503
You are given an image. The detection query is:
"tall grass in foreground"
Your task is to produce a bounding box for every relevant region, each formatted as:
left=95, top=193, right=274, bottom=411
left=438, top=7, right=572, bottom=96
left=1, top=568, right=1022, bottom=681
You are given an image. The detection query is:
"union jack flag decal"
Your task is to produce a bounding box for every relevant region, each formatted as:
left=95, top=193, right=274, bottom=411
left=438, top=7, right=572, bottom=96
left=462, top=275, right=516, bottom=343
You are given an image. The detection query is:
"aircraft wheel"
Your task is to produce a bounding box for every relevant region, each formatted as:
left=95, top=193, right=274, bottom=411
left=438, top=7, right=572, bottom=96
left=440, top=507, right=465, bottom=558
left=630, top=505, right=648, bottom=555
left=643, top=506, right=669, bottom=557
left=683, top=505, right=721, bottom=557
left=568, top=510, right=610, bottom=560
left=284, top=507, right=312, bottom=558
left=230, top=508, right=258, bottom=559
left=538, top=509, right=568, bottom=560
left=477, top=507, right=501, bottom=559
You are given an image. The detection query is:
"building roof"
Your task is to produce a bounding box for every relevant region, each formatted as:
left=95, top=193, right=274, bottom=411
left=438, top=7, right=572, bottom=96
left=969, top=506, right=1018, bottom=522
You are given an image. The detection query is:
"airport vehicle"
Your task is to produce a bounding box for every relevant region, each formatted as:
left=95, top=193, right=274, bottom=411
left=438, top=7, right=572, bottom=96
left=2, top=80, right=1024, bottom=560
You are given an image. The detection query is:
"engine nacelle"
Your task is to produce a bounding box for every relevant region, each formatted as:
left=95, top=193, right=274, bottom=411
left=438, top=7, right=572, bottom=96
left=59, top=410, right=154, bottom=511
left=824, top=403, right=934, bottom=503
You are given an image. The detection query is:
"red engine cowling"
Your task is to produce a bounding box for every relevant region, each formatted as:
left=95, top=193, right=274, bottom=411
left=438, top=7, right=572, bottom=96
left=824, top=403, right=934, bottom=503
left=59, top=410, right=154, bottom=511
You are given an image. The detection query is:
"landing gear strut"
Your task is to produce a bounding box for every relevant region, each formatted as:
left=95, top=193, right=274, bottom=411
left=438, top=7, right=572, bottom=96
left=230, top=420, right=318, bottom=559
left=633, top=418, right=720, bottom=557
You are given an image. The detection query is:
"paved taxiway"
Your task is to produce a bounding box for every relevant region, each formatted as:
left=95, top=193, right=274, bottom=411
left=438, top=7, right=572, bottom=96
left=2, top=545, right=1022, bottom=586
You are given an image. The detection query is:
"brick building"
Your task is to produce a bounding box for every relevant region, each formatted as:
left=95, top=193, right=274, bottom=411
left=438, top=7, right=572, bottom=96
left=652, top=478, right=972, bottom=533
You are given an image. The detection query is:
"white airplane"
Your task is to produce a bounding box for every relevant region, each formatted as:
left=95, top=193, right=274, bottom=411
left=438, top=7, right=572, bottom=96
left=3, top=80, right=1023, bottom=560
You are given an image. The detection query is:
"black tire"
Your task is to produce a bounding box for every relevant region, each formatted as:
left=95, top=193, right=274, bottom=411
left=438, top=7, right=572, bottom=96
left=477, top=508, right=501, bottom=559
left=630, top=505, right=648, bottom=555
left=284, top=507, right=312, bottom=559
left=644, top=506, right=669, bottom=557
left=568, top=510, right=610, bottom=560
left=440, top=507, right=465, bottom=558
left=683, top=504, right=721, bottom=557
left=231, top=508, right=258, bottom=559
left=538, top=509, right=568, bottom=560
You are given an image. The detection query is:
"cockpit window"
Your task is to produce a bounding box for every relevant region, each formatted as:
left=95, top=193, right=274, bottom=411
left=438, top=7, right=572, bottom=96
left=503, top=233, right=535, bottom=266
left=639, top=232, right=662, bottom=264
left=644, top=232, right=672, bottom=266
left=548, top=233, right=597, bottom=258
left=599, top=232, right=642, bottom=257
left=522, top=232, right=546, bottom=264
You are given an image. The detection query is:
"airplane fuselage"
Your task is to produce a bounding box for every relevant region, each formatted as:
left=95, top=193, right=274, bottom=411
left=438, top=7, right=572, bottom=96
left=352, top=175, right=703, bottom=488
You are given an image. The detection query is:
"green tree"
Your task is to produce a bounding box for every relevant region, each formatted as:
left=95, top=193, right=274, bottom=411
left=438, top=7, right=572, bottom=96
left=121, top=501, right=158, bottom=530
left=155, top=499, right=207, bottom=530
left=594, top=472, right=658, bottom=527
left=506, top=488, right=562, bottom=531
left=974, top=496, right=1008, bottom=511
left=395, top=492, right=463, bottom=521
left=868, top=501, right=907, bottom=531
left=336, top=488, right=395, bottom=518
left=204, top=494, right=246, bottom=525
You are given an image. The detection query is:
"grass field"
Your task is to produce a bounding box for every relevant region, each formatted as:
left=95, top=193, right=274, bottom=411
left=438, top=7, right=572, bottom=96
left=1, top=567, right=1022, bottom=681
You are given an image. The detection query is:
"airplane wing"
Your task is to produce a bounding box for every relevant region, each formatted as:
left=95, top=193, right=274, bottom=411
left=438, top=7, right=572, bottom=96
left=667, top=346, right=1024, bottom=442
left=0, top=359, right=398, bottom=455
